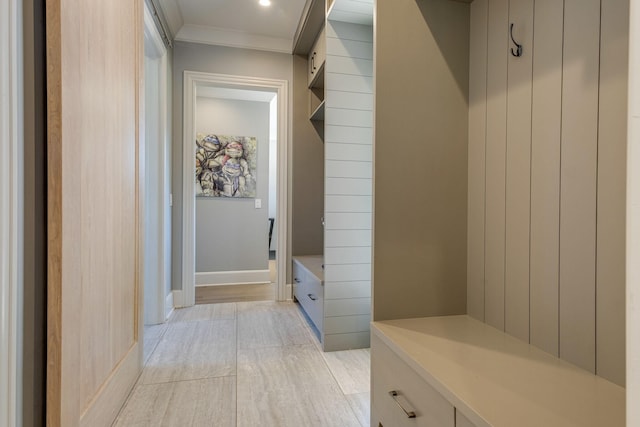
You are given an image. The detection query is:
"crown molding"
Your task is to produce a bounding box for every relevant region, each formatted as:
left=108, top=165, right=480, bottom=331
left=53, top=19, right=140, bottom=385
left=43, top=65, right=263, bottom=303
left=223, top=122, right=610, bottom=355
left=175, top=24, right=292, bottom=53
left=156, top=0, right=183, bottom=38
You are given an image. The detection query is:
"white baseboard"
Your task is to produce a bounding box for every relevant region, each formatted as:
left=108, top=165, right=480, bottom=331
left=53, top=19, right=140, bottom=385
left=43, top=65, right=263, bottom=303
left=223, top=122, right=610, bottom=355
left=285, top=283, right=293, bottom=301
left=195, top=269, right=271, bottom=286
left=165, top=292, right=174, bottom=319
left=172, top=290, right=184, bottom=308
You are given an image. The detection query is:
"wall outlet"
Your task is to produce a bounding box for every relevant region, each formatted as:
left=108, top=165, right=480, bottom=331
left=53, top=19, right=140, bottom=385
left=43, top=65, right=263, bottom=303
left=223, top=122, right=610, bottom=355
left=255, top=199, right=262, bottom=209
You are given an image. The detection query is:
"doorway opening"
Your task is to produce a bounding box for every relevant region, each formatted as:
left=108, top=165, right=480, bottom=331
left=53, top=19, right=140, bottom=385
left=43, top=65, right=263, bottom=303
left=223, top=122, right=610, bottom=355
left=193, top=87, right=279, bottom=303
left=182, top=71, right=289, bottom=307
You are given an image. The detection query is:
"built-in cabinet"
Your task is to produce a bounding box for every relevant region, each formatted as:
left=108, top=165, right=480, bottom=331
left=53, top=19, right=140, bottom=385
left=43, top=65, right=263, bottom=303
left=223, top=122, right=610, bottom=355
left=371, top=317, right=625, bottom=427
left=371, top=0, right=628, bottom=424
left=292, top=256, right=324, bottom=337
left=292, top=0, right=374, bottom=352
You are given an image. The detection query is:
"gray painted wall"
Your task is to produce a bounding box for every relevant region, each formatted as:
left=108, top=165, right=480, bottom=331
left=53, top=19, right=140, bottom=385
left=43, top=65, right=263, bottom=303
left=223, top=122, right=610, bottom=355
left=171, top=41, right=293, bottom=290
left=195, top=97, right=270, bottom=272
left=373, top=0, right=469, bottom=321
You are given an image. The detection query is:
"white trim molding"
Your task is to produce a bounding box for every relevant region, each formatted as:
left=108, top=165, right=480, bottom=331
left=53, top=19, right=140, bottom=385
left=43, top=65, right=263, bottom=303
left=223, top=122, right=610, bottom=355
left=182, top=71, right=289, bottom=306
left=195, top=270, right=271, bottom=286
left=0, top=0, right=23, bottom=425
left=164, top=291, right=174, bottom=320
left=171, top=290, right=184, bottom=309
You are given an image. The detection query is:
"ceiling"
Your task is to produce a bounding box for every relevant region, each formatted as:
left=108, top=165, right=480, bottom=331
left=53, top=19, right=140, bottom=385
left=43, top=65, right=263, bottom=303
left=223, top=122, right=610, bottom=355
left=156, top=0, right=308, bottom=53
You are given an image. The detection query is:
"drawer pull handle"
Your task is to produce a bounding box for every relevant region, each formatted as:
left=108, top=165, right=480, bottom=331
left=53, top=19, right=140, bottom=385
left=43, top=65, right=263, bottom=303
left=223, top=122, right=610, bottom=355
left=294, top=277, right=301, bottom=283
left=307, top=293, right=317, bottom=301
left=389, top=390, right=416, bottom=419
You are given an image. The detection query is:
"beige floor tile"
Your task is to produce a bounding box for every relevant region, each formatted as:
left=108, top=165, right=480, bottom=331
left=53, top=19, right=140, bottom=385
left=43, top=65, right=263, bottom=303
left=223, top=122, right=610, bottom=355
left=140, top=319, right=236, bottom=384
left=114, top=376, right=235, bottom=427
left=170, top=302, right=236, bottom=323
left=237, top=381, right=360, bottom=427
left=346, top=392, right=371, bottom=427
left=143, top=323, right=168, bottom=365
left=237, top=301, right=312, bottom=349
left=322, top=348, right=371, bottom=394
left=237, top=344, right=361, bottom=427
left=238, top=344, right=336, bottom=390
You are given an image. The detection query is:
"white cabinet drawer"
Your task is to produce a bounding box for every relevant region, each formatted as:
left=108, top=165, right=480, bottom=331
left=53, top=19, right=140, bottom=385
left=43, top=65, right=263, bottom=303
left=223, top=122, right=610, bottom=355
left=372, top=334, right=454, bottom=427
left=293, top=260, right=323, bottom=333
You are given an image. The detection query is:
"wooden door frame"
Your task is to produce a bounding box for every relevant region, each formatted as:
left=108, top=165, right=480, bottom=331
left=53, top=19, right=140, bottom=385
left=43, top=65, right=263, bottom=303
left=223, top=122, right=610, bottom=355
left=181, top=71, right=290, bottom=306
left=0, top=0, right=24, bottom=425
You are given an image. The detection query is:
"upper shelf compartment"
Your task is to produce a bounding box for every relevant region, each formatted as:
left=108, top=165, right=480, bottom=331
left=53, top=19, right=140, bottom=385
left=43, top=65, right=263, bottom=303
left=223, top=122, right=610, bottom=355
left=308, top=27, right=326, bottom=87
left=327, top=0, right=373, bottom=25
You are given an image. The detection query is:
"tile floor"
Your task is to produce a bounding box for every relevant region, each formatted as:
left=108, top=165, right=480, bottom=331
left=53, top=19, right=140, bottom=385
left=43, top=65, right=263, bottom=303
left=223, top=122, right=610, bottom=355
left=114, top=301, right=370, bottom=427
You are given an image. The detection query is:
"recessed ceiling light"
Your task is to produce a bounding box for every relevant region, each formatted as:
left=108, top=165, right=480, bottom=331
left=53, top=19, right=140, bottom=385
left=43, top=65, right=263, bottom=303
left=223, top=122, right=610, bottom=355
left=259, top=0, right=271, bottom=6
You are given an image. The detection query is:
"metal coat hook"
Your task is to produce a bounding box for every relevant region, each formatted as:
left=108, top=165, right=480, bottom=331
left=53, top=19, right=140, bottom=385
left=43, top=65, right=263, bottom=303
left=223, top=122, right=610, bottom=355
left=510, top=23, right=523, bottom=57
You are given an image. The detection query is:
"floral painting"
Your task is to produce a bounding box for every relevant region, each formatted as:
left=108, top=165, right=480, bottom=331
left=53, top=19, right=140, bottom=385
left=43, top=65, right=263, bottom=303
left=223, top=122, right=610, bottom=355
left=195, top=133, right=257, bottom=198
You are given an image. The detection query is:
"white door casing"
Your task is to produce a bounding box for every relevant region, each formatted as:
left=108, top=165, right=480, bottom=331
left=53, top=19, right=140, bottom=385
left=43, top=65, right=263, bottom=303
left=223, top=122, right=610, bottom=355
left=182, top=71, right=289, bottom=306
left=143, top=3, right=171, bottom=324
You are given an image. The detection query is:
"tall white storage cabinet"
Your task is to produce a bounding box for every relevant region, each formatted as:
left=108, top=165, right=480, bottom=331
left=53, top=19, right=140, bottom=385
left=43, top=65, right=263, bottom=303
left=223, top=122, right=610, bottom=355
left=293, top=0, right=374, bottom=351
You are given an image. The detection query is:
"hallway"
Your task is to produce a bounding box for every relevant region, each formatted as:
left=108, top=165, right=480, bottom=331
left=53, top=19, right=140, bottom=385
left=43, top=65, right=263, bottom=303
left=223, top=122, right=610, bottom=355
left=115, top=302, right=370, bottom=426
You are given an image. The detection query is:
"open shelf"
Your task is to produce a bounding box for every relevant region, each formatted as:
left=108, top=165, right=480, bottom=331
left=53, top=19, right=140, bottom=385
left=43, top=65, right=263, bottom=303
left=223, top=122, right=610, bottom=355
left=310, top=100, right=325, bottom=121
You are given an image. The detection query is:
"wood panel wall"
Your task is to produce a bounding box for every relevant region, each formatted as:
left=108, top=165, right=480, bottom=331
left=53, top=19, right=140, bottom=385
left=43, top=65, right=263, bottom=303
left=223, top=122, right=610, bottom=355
left=467, top=0, right=628, bottom=386
left=323, top=19, right=373, bottom=351
left=46, top=0, right=143, bottom=424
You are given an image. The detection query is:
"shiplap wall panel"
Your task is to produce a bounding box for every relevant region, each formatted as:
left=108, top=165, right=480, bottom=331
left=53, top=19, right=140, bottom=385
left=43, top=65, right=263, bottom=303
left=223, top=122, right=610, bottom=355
left=329, top=0, right=374, bottom=21
left=325, top=57, right=373, bottom=77
left=324, top=281, right=370, bottom=299
left=325, top=73, right=373, bottom=93
left=325, top=125, right=373, bottom=144
left=325, top=108, right=373, bottom=127
left=325, top=195, right=372, bottom=212
left=529, top=0, right=563, bottom=357
left=326, top=38, right=374, bottom=60
left=325, top=298, right=371, bottom=316
left=325, top=177, right=372, bottom=195
left=324, top=213, right=372, bottom=230
left=504, top=0, right=534, bottom=342
left=325, top=247, right=371, bottom=264
left=323, top=332, right=370, bottom=351
left=559, top=0, right=600, bottom=374
left=469, top=0, right=626, bottom=386
left=467, top=0, right=488, bottom=321
left=324, top=315, right=370, bottom=334
left=326, top=19, right=373, bottom=42
left=323, top=19, right=373, bottom=351
left=326, top=143, right=373, bottom=161
left=325, top=230, right=372, bottom=247
left=484, top=0, right=509, bottom=331
left=324, top=263, right=371, bottom=282
left=596, top=0, right=628, bottom=386
left=326, top=160, right=372, bottom=179
left=325, top=90, right=374, bottom=110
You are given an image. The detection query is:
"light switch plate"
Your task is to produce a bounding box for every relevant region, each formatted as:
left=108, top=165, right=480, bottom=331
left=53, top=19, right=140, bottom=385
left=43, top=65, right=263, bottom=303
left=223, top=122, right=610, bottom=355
left=255, top=199, right=262, bottom=209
